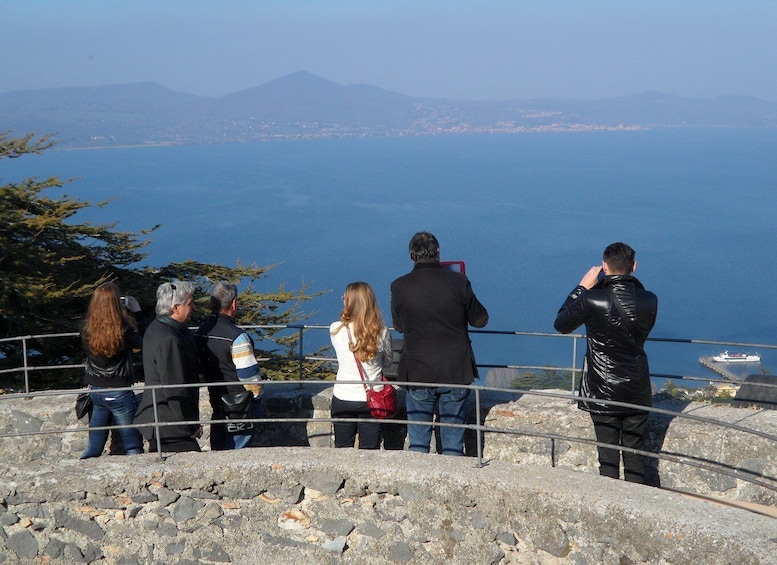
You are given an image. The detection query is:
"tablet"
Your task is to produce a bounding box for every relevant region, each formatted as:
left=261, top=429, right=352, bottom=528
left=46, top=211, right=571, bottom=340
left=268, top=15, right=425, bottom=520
left=440, top=260, right=466, bottom=274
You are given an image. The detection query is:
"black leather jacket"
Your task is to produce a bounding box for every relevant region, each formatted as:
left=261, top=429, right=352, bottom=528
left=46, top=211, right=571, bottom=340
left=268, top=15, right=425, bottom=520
left=554, top=275, right=658, bottom=415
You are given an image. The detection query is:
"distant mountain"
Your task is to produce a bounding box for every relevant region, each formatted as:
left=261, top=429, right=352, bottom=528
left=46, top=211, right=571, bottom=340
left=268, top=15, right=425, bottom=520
left=201, top=71, right=420, bottom=128
left=2, top=71, right=775, bottom=148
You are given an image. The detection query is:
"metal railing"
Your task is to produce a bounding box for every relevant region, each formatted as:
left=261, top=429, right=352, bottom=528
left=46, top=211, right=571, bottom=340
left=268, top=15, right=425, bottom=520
left=6, top=325, right=775, bottom=393
left=2, top=378, right=777, bottom=495
left=2, top=326, right=777, bottom=496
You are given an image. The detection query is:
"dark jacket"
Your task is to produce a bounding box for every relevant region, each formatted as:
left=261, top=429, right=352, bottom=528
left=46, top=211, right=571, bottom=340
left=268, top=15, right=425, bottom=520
left=134, top=316, right=200, bottom=442
left=82, top=312, right=145, bottom=388
left=195, top=313, right=252, bottom=411
left=554, top=275, right=658, bottom=415
left=390, top=262, right=489, bottom=385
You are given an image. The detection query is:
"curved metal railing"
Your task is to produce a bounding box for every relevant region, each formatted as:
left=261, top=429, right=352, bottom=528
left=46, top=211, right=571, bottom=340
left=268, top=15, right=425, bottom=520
left=1, top=326, right=777, bottom=499
left=2, top=379, right=777, bottom=497
left=3, top=325, right=775, bottom=394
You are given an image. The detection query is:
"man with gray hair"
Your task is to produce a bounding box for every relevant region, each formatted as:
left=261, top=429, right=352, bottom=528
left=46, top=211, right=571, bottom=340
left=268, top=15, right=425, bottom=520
left=135, top=281, right=203, bottom=452
left=196, top=282, right=264, bottom=450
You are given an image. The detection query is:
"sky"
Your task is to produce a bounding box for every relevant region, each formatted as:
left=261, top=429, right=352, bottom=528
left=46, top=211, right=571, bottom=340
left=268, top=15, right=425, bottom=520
left=2, top=1, right=776, bottom=101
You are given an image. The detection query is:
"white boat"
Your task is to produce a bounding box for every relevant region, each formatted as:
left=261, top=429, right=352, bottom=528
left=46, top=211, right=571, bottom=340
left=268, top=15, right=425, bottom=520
left=712, top=351, right=761, bottom=363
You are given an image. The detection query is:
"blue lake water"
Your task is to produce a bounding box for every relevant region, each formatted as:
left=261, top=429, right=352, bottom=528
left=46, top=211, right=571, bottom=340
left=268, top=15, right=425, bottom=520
left=7, top=129, right=777, bottom=385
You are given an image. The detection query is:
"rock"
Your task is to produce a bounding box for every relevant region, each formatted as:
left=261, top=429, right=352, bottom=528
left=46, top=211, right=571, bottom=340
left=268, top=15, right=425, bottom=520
left=6, top=530, right=38, bottom=559
left=322, top=535, right=347, bottom=554
left=170, top=495, right=205, bottom=523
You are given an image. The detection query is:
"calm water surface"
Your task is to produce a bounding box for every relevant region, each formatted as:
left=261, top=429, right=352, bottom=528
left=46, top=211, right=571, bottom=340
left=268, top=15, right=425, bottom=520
left=7, top=129, right=777, bottom=383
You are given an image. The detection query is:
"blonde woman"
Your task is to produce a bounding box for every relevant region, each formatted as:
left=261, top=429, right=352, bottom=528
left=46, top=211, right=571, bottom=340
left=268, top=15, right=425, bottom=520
left=330, top=282, right=393, bottom=449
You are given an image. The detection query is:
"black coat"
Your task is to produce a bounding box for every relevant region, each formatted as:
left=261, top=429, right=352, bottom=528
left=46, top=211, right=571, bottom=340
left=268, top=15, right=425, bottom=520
left=391, top=262, right=489, bottom=386
left=134, top=316, right=200, bottom=443
left=82, top=311, right=145, bottom=388
left=554, top=275, right=658, bottom=415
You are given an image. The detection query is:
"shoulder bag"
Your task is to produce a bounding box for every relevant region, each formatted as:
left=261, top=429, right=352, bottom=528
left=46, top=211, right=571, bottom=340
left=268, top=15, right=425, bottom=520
left=220, top=391, right=255, bottom=433
left=74, top=392, right=92, bottom=420
left=347, top=326, right=397, bottom=419
left=606, top=286, right=642, bottom=344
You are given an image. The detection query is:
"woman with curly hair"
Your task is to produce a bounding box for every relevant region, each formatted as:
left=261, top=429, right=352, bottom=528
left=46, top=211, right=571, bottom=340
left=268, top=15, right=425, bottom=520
left=330, top=281, right=393, bottom=449
left=79, top=282, right=145, bottom=459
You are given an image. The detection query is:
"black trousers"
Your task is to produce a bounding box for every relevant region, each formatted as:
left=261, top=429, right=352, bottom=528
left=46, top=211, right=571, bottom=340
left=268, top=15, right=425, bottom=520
left=589, top=413, right=648, bottom=484
left=331, top=396, right=381, bottom=449
left=146, top=436, right=201, bottom=453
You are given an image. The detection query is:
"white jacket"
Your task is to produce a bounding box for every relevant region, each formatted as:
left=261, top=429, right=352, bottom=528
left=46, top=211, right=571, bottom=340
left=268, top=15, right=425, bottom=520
left=330, top=322, right=392, bottom=402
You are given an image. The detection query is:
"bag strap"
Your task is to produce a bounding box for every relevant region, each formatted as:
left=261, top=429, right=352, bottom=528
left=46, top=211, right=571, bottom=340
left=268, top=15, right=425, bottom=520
left=605, top=286, right=641, bottom=343
left=345, top=325, right=370, bottom=393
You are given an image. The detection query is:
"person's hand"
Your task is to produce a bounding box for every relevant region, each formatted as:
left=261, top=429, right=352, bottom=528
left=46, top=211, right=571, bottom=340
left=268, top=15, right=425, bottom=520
left=243, top=383, right=263, bottom=397
left=124, top=295, right=142, bottom=313
left=191, top=425, right=203, bottom=439
left=579, top=266, right=602, bottom=290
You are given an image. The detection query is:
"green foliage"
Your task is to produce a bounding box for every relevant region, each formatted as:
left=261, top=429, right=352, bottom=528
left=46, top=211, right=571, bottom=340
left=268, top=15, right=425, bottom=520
left=0, top=132, right=331, bottom=390
left=718, top=389, right=733, bottom=400
left=509, top=368, right=573, bottom=391
left=169, top=260, right=333, bottom=381
left=661, top=380, right=682, bottom=399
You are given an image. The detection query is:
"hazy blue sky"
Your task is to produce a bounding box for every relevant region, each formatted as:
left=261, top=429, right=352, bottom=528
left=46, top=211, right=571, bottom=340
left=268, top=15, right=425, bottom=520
left=2, top=1, right=776, bottom=101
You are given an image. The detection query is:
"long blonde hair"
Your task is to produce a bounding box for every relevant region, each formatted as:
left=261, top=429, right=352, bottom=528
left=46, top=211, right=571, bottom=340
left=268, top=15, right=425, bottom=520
left=82, top=282, right=137, bottom=357
left=334, top=281, right=385, bottom=362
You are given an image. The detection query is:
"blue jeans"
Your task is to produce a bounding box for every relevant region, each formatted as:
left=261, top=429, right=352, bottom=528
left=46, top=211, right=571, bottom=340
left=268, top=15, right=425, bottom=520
left=80, top=387, right=143, bottom=458
left=405, top=386, right=470, bottom=456
left=210, top=397, right=262, bottom=451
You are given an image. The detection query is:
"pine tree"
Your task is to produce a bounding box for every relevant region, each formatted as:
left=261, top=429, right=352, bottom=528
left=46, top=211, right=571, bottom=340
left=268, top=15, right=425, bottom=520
left=0, top=132, right=330, bottom=389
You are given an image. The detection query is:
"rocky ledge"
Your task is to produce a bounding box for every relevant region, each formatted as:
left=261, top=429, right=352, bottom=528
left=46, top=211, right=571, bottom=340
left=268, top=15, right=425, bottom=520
left=2, top=448, right=777, bottom=564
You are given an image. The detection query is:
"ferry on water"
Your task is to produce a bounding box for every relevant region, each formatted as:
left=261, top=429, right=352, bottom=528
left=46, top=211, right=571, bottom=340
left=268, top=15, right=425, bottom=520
left=712, top=351, right=761, bottom=363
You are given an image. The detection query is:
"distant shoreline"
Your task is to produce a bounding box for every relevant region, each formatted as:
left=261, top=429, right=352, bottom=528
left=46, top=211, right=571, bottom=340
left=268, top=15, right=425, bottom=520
left=56, top=125, right=649, bottom=151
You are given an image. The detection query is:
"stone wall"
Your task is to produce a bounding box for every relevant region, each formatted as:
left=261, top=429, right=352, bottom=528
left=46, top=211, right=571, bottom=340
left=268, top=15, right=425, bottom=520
left=3, top=385, right=777, bottom=505
left=2, top=447, right=777, bottom=564
left=2, top=387, right=777, bottom=563
left=258, top=385, right=777, bottom=507
left=481, top=391, right=777, bottom=507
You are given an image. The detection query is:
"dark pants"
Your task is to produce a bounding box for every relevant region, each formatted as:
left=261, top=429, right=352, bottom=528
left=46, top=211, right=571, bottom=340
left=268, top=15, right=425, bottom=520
left=210, top=397, right=263, bottom=451
left=590, top=413, right=648, bottom=484
left=331, top=396, right=381, bottom=449
left=147, top=437, right=201, bottom=453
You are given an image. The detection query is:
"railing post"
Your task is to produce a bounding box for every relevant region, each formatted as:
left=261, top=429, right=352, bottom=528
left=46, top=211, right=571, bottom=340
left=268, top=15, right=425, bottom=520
left=570, top=335, right=578, bottom=399
left=22, top=336, right=30, bottom=394
left=151, top=388, right=163, bottom=460
left=298, top=326, right=304, bottom=381
left=474, top=387, right=484, bottom=468
left=551, top=438, right=556, bottom=467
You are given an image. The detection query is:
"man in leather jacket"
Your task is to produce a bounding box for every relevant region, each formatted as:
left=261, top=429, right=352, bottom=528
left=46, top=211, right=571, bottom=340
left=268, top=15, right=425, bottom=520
left=554, top=242, right=658, bottom=484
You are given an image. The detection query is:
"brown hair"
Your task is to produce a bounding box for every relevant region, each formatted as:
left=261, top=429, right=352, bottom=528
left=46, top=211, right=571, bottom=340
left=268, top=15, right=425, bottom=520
left=335, top=281, right=385, bottom=362
left=82, top=282, right=137, bottom=357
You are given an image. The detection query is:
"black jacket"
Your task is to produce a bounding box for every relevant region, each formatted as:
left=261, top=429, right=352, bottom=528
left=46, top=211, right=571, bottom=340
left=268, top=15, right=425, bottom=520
left=134, top=316, right=200, bottom=442
left=391, top=262, right=489, bottom=385
left=82, top=311, right=145, bottom=388
left=195, top=313, right=253, bottom=411
left=554, top=275, right=658, bottom=415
